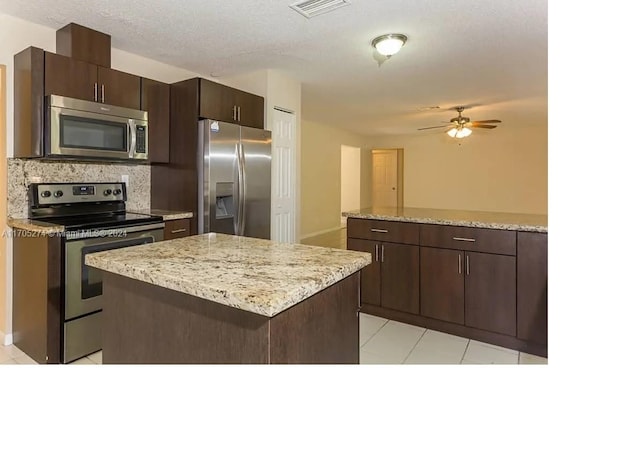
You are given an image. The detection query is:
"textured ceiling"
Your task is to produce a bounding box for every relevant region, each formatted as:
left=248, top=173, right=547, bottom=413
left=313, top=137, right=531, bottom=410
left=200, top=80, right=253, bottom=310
left=0, top=0, right=547, bottom=136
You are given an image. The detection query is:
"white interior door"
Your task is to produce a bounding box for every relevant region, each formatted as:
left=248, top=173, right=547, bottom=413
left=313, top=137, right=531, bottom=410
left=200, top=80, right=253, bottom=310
left=372, top=149, right=398, bottom=208
left=271, top=108, right=297, bottom=243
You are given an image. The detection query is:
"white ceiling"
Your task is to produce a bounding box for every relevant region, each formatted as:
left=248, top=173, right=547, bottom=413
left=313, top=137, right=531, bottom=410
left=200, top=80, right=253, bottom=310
left=0, top=0, right=548, bottom=136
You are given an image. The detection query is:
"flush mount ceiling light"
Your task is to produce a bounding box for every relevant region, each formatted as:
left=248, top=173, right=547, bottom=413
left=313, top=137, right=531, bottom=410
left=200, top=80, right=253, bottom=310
left=372, top=33, right=408, bottom=57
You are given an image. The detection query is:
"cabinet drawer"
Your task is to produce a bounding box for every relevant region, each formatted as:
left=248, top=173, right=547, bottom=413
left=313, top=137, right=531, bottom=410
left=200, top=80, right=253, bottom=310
left=419, top=224, right=516, bottom=255
left=347, top=218, right=419, bottom=245
left=164, top=219, right=191, bottom=240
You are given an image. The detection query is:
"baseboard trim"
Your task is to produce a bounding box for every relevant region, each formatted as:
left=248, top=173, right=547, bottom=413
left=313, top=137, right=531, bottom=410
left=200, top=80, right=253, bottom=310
left=0, top=331, right=12, bottom=346
left=300, top=226, right=344, bottom=240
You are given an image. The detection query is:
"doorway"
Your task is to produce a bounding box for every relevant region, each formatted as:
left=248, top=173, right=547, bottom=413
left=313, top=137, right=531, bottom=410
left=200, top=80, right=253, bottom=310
left=271, top=107, right=297, bottom=243
left=340, top=145, right=361, bottom=226
left=371, top=148, right=404, bottom=208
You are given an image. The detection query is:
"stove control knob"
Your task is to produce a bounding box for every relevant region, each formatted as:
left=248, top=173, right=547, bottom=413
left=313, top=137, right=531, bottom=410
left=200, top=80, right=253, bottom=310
left=40, top=190, right=52, bottom=198
left=54, top=190, right=64, bottom=198
left=104, top=189, right=112, bottom=196
left=113, top=189, right=122, bottom=196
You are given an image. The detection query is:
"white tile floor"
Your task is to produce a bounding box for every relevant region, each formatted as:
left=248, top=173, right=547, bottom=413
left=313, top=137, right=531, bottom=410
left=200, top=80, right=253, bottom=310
left=0, top=314, right=546, bottom=365
left=359, top=313, right=547, bottom=365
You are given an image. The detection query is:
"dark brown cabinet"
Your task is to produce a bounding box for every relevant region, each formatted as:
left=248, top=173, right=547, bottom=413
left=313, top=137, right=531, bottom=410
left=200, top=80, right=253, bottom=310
left=97, top=67, right=140, bottom=108
left=517, top=232, right=548, bottom=345
left=347, top=220, right=420, bottom=314
left=199, top=78, right=264, bottom=129
left=14, top=46, right=144, bottom=157
left=420, top=248, right=516, bottom=335
left=346, top=239, right=380, bottom=306
left=347, top=218, right=546, bottom=355
left=420, top=225, right=517, bottom=336
left=44, top=52, right=97, bottom=101
left=44, top=51, right=140, bottom=107
left=163, top=219, right=192, bottom=240
left=141, top=78, right=171, bottom=164
left=420, top=247, right=465, bottom=325
left=464, top=252, right=516, bottom=336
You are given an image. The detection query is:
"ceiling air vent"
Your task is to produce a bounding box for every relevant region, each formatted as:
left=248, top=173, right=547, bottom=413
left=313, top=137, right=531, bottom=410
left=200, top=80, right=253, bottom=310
left=289, top=0, right=351, bottom=18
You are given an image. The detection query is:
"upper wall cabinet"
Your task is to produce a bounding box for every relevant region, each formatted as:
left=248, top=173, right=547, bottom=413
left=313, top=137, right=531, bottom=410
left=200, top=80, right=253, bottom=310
left=14, top=47, right=142, bottom=157
left=198, top=78, right=265, bottom=129
left=43, top=52, right=141, bottom=108
left=141, top=78, right=171, bottom=164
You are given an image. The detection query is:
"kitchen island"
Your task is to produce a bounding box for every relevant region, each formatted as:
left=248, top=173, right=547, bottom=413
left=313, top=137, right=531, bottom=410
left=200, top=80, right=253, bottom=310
left=85, top=234, right=371, bottom=364
left=343, top=207, right=548, bottom=356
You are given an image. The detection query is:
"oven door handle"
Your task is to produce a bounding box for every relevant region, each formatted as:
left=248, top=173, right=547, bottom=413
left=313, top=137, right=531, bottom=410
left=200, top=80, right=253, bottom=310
left=128, top=119, right=137, bottom=158
left=65, top=222, right=166, bottom=240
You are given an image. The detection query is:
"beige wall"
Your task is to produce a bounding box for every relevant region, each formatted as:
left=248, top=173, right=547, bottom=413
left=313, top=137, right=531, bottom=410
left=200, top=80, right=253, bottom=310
left=301, top=120, right=368, bottom=237
left=1, top=65, right=7, bottom=341
left=340, top=145, right=361, bottom=213
left=369, top=123, right=548, bottom=215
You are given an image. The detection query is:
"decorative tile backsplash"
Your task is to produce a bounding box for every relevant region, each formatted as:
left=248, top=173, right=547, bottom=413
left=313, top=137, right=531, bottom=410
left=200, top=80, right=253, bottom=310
left=7, top=159, right=151, bottom=218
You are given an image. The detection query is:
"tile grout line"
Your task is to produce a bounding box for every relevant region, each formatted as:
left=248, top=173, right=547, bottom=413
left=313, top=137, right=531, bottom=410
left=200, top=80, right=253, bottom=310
left=401, top=327, right=428, bottom=364
left=359, top=318, right=389, bottom=349
left=459, top=339, right=471, bottom=364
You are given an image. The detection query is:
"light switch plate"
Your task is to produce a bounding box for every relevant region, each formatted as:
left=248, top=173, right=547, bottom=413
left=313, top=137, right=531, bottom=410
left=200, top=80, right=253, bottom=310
left=121, top=174, right=129, bottom=187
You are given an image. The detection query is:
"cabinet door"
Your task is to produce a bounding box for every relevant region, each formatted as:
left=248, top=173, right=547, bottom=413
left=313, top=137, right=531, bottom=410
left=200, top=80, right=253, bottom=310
left=517, top=232, right=547, bottom=345
left=44, top=52, right=97, bottom=101
left=420, top=247, right=465, bottom=324
left=141, top=78, right=170, bottom=164
left=380, top=242, right=420, bottom=314
left=164, top=219, right=191, bottom=240
left=235, top=89, right=265, bottom=129
left=98, top=67, right=141, bottom=109
left=199, top=79, right=235, bottom=122
left=347, top=238, right=380, bottom=306
left=465, top=252, right=516, bottom=336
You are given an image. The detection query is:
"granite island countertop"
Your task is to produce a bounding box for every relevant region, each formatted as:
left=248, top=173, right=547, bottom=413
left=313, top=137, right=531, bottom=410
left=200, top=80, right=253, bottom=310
left=85, top=233, right=372, bottom=317
left=343, top=207, right=547, bottom=233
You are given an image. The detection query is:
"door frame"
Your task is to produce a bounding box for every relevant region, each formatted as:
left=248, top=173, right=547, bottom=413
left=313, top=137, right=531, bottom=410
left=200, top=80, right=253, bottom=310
left=371, top=148, right=404, bottom=208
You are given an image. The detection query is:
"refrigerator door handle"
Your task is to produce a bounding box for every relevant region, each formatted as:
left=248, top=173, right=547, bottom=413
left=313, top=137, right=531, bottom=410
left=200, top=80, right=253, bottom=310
left=238, top=143, right=247, bottom=236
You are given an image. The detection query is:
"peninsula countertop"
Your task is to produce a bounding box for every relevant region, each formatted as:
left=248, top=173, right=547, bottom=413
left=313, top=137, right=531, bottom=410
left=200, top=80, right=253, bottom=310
left=85, top=233, right=372, bottom=317
left=343, top=207, right=547, bottom=233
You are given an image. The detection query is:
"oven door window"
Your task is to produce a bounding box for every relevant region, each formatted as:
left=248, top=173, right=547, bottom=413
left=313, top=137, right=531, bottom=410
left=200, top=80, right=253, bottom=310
left=60, top=115, right=128, bottom=152
left=80, top=236, right=155, bottom=300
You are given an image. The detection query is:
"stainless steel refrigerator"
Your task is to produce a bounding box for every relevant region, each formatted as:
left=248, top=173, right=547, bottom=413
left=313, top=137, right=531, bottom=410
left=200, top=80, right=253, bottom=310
left=197, top=119, right=272, bottom=239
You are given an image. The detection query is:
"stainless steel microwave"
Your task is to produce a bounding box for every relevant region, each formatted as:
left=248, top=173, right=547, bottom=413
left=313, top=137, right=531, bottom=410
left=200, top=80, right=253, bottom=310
left=46, top=95, right=148, bottom=161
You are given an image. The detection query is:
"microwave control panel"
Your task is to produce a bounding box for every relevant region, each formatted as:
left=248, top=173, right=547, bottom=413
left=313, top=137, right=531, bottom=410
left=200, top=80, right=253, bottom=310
left=135, top=125, right=146, bottom=153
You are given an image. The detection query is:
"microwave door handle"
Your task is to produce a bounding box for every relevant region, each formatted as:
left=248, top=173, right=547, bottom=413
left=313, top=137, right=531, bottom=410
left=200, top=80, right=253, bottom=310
left=128, top=119, right=136, bottom=158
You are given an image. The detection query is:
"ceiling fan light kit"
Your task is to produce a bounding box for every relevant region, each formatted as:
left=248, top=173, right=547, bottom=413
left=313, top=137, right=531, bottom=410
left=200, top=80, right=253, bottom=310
left=371, top=33, right=407, bottom=57
left=447, top=127, right=472, bottom=139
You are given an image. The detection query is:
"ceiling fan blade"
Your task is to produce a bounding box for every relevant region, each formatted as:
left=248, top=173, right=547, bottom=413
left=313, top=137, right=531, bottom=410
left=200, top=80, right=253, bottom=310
left=418, top=124, right=451, bottom=131
left=470, top=124, right=497, bottom=129
left=471, top=119, right=502, bottom=124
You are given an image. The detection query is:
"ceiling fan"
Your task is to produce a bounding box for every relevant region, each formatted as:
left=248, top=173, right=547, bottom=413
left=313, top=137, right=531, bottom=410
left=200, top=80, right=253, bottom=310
left=418, top=106, right=502, bottom=138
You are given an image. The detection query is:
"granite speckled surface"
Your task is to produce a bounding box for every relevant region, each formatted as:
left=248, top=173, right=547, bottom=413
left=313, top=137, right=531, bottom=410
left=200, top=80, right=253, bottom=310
left=131, top=209, right=193, bottom=221
left=343, top=207, right=548, bottom=233
left=7, top=159, right=150, bottom=218
left=85, top=233, right=372, bottom=317
left=6, top=218, right=65, bottom=234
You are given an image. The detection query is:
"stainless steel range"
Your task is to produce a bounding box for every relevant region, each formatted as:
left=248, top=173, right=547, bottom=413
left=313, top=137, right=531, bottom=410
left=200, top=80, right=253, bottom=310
left=28, top=182, right=164, bottom=363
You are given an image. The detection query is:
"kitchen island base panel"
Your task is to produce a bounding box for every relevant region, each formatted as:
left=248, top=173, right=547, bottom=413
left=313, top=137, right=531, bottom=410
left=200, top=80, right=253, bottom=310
left=361, top=304, right=547, bottom=358
left=101, top=272, right=360, bottom=364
